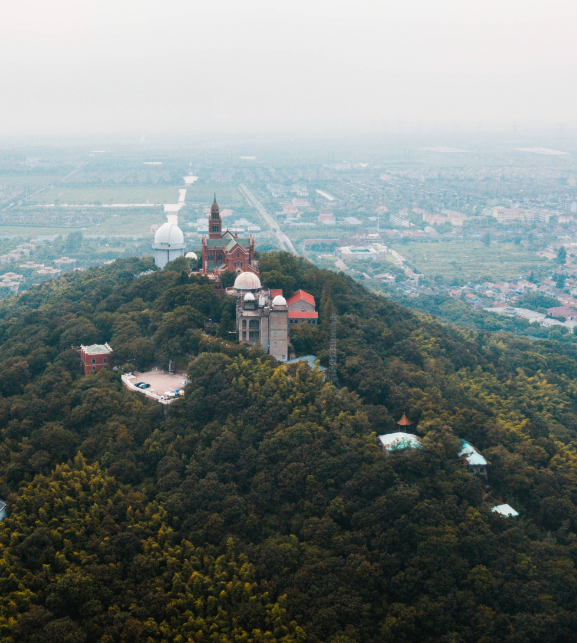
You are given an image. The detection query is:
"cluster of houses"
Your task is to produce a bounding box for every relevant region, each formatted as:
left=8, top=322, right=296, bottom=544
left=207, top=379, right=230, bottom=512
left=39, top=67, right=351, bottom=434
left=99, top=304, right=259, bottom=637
left=0, top=242, right=36, bottom=264
left=449, top=270, right=577, bottom=330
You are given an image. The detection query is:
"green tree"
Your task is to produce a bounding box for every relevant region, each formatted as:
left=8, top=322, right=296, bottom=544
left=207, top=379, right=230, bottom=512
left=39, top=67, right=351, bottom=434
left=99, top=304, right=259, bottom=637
left=220, top=269, right=237, bottom=288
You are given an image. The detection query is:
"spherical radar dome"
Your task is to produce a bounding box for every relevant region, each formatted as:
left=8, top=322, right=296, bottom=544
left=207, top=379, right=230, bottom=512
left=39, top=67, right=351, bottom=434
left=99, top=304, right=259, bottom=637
left=272, top=295, right=287, bottom=307
left=234, top=272, right=262, bottom=291
left=186, top=251, right=198, bottom=260
left=244, top=292, right=255, bottom=301
left=154, top=222, right=184, bottom=247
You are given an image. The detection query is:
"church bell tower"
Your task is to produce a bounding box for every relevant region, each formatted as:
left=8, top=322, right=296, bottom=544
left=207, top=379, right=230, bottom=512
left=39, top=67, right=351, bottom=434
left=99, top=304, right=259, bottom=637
left=209, top=195, right=222, bottom=239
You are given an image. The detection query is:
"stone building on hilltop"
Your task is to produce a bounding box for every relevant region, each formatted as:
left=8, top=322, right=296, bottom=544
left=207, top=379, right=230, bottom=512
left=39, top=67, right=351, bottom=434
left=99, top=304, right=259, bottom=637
left=233, top=272, right=317, bottom=362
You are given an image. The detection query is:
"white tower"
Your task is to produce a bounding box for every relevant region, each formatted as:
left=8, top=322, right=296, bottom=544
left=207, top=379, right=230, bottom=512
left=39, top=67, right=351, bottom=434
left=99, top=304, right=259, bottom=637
left=153, top=215, right=185, bottom=269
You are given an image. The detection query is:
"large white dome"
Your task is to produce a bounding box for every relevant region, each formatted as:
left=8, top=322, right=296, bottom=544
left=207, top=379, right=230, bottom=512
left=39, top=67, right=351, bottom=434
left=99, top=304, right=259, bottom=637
left=234, top=272, right=262, bottom=291
left=272, top=295, right=287, bottom=307
left=154, top=222, right=184, bottom=247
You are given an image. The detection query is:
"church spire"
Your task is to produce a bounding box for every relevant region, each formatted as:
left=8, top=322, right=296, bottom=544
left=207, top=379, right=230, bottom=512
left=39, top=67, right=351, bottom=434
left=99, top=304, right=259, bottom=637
left=209, top=194, right=222, bottom=239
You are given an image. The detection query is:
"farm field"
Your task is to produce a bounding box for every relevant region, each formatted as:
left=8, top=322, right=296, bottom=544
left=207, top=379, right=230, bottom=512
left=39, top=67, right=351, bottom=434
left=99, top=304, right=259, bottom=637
left=0, top=225, right=81, bottom=238
left=0, top=173, right=64, bottom=184
left=0, top=209, right=162, bottom=239
left=185, top=183, right=245, bottom=206
left=389, top=240, right=548, bottom=281
left=32, top=187, right=180, bottom=204
left=90, top=211, right=162, bottom=236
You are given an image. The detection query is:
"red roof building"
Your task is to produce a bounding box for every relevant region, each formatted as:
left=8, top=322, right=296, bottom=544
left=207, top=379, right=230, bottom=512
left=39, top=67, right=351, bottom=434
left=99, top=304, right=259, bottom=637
left=289, top=311, right=318, bottom=321
left=287, top=290, right=315, bottom=307
left=548, top=305, right=577, bottom=320
left=287, top=290, right=318, bottom=326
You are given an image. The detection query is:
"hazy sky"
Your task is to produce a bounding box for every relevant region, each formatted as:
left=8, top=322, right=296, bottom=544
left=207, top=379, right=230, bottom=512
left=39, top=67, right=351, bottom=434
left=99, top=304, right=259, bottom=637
left=1, top=0, right=577, bottom=137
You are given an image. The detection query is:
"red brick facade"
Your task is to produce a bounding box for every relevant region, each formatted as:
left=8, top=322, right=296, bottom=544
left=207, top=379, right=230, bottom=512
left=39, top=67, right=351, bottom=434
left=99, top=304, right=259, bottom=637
left=80, top=343, right=112, bottom=375
left=201, top=198, right=258, bottom=278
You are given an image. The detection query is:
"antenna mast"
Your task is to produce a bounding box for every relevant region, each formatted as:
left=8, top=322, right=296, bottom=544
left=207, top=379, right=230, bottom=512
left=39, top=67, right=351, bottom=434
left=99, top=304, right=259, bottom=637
left=329, top=313, right=339, bottom=387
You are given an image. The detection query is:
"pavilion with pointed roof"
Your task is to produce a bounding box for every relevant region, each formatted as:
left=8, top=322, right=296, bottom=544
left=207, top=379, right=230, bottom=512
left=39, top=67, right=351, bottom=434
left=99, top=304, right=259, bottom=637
left=200, top=196, right=259, bottom=294
left=397, top=413, right=413, bottom=428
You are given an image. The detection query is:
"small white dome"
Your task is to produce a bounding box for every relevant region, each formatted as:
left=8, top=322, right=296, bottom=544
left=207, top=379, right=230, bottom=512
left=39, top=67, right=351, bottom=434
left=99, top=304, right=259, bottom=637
left=186, top=251, right=198, bottom=259
left=244, top=292, right=255, bottom=301
left=234, top=272, right=262, bottom=291
left=154, top=222, right=184, bottom=247
left=272, top=295, right=287, bottom=307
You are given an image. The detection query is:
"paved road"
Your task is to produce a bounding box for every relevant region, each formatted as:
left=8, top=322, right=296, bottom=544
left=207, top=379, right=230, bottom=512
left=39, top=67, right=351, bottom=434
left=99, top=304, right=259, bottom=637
left=239, top=184, right=297, bottom=254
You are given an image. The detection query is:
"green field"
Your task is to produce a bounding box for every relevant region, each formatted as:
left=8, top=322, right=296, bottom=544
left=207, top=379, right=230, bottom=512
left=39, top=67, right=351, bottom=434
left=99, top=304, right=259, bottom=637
left=0, top=210, right=162, bottom=239
left=33, top=187, right=180, bottom=204
left=30, top=183, right=246, bottom=208
left=184, top=183, right=245, bottom=206
left=390, top=240, right=548, bottom=281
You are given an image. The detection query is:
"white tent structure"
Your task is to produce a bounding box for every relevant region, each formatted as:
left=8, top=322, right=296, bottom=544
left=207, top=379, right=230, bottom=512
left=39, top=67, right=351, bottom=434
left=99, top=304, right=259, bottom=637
left=377, top=432, right=421, bottom=453
left=491, top=504, right=519, bottom=517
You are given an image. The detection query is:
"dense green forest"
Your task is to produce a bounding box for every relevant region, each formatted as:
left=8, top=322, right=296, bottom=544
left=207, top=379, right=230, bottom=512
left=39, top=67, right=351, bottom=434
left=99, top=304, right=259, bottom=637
left=0, top=252, right=576, bottom=642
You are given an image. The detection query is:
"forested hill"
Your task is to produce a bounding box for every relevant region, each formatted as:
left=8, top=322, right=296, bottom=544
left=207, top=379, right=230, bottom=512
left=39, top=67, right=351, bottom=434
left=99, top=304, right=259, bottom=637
left=0, top=253, right=576, bottom=642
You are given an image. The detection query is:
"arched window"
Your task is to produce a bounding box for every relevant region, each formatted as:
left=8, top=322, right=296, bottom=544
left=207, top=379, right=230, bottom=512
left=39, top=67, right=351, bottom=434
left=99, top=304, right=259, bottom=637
left=92, top=366, right=96, bottom=371
left=91, top=358, right=96, bottom=364
left=249, top=320, right=259, bottom=329
left=103, top=357, right=107, bottom=363
left=242, top=320, right=247, bottom=328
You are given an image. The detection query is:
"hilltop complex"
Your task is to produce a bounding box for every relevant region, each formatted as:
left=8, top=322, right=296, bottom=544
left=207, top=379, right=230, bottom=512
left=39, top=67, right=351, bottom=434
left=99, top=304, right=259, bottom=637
left=152, top=196, right=316, bottom=362
left=233, top=272, right=317, bottom=362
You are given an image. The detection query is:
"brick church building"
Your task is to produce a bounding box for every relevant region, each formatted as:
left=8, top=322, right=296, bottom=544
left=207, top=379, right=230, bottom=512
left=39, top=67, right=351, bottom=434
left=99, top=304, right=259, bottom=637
left=201, top=197, right=259, bottom=280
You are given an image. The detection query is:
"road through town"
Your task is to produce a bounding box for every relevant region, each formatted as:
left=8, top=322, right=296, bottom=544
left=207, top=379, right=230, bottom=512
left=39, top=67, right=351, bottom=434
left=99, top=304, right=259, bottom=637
left=239, top=184, right=297, bottom=254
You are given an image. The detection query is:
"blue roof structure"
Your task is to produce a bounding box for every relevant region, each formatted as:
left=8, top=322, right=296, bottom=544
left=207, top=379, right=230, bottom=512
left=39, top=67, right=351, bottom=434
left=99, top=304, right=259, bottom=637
left=459, top=440, right=488, bottom=466
left=285, top=355, right=326, bottom=371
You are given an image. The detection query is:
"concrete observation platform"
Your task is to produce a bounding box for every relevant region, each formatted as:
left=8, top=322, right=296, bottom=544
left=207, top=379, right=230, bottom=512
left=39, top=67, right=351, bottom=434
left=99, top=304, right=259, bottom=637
left=122, top=369, right=188, bottom=404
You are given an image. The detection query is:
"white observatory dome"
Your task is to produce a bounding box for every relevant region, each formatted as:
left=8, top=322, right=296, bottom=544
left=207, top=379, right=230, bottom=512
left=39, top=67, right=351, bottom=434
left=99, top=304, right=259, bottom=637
left=272, top=295, right=287, bottom=307
left=153, top=218, right=186, bottom=269
left=186, top=251, right=198, bottom=260
left=154, top=222, right=184, bottom=247
left=234, top=272, right=262, bottom=291
left=244, top=292, right=255, bottom=301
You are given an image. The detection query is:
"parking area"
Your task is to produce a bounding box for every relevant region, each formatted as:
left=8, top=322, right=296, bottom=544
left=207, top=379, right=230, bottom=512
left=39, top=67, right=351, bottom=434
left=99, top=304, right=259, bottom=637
left=122, top=369, right=188, bottom=404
